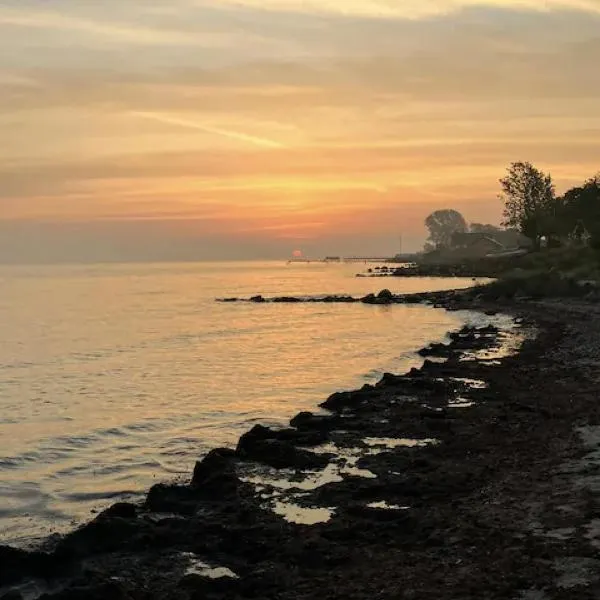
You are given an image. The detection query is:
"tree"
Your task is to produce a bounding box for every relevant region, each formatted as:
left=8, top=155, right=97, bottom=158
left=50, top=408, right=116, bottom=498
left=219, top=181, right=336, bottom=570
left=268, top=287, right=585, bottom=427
left=424, top=209, right=467, bottom=249
left=559, top=174, right=600, bottom=243
left=470, top=223, right=502, bottom=234
left=499, top=162, right=556, bottom=248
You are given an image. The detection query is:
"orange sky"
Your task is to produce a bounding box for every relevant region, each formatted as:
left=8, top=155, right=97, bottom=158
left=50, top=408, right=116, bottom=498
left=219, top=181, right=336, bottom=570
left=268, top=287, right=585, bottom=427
left=0, top=1, right=599, bottom=261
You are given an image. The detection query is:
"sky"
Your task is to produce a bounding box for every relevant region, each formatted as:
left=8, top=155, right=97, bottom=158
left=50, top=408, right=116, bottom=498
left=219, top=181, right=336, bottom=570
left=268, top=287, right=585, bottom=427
left=1, top=0, right=599, bottom=262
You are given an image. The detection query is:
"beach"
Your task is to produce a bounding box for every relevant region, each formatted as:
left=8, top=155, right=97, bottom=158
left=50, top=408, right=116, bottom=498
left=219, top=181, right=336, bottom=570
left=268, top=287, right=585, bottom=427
left=3, top=291, right=600, bottom=599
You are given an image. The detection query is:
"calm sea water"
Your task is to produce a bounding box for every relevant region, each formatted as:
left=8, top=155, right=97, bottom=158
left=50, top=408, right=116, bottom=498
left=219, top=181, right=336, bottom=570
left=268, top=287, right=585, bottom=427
left=0, top=261, right=487, bottom=545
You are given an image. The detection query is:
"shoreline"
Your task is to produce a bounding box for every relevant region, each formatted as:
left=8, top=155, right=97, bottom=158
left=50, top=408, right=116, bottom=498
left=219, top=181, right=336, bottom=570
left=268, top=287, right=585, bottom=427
left=2, top=293, right=600, bottom=599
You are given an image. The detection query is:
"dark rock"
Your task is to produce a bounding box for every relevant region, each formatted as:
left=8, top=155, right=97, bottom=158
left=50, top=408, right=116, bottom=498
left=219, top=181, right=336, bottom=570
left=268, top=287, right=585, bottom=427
left=236, top=426, right=330, bottom=469
left=418, top=342, right=451, bottom=358
left=320, top=388, right=374, bottom=411
left=0, top=592, right=24, bottom=600
left=377, top=372, right=404, bottom=387
left=178, top=572, right=238, bottom=595
left=322, top=295, right=358, bottom=303
left=345, top=503, right=414, bottom=524
left=236, top=424, right=276, bottom=447
left=273, top=427, right=329, bottom=446
left=420, top=407, right=448, bottom=419
left=361, top=293, right=377, bottom=304
left=250, top=295, right=266, bottom=303
left=98, top=502, right=137, bottom=520
left=0, top=546, right=29, bottom=585
left=145, top=483, right=202, bottom=515
left=0, top=546, right=55, bottom=586
left=240, top=438, right=329, bottom=470
left=407, top=368, right=424, bottom=377
left=191, top=447, right=238, bottom=493
left=38, top=581, right=132, bottom=600
left=377, top=289, right=394, bottom=301
left=361, top=290, right=395, bottom=304
left=272, top=296, right=303, bottom=303
left=290, top=411, right=338, bottom=431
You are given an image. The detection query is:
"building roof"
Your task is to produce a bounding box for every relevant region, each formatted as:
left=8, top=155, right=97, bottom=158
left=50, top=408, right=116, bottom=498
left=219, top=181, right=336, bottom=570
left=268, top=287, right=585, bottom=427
left=452, top=230, right=533, bottom=249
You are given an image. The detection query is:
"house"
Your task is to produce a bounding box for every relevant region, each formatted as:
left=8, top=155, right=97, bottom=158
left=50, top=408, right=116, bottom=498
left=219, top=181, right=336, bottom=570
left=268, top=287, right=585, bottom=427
left=450, top=231, right=533, bottom=259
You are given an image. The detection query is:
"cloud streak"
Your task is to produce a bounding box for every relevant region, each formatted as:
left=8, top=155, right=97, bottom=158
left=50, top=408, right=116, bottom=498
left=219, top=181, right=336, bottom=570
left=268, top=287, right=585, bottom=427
left=130, top=111, right=285, bottom=149
left=207, top=0, right=600, bottom=19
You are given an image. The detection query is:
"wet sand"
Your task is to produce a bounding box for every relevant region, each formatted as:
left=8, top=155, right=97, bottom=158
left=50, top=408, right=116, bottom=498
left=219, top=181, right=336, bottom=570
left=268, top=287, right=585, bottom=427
left=3, top=293, right=600, bottom=599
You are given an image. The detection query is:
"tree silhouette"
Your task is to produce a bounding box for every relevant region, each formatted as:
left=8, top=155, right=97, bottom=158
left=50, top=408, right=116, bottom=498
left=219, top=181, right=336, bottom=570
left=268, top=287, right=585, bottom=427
left=499, top=162, right=555, bottom=249
left=425, top=209, right=467, bottom=249
left=559, top=175, right=600, bottom=242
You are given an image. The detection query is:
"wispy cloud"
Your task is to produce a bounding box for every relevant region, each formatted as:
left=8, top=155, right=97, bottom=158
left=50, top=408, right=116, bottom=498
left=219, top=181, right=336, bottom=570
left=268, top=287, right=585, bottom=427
left=207, top=0, right=600, bottom=19
left=130, top=111, right=285, bottom=149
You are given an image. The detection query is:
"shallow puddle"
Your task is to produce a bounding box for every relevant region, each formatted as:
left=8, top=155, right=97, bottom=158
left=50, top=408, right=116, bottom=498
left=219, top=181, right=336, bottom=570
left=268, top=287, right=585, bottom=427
left=448, top=398, right=475, bottom=409
left=363, top=437, right=438, bottom=449
left=180, top=553, right=239, bottom=579
left=242, top=463, right=343, bottom=491
left=461, top=329, right=529, bottom=362
left=242, top=437, right=438, bottom=526
left=272, top=501, right=334, bottom=525
left=366, top=501, right=410, bottom=510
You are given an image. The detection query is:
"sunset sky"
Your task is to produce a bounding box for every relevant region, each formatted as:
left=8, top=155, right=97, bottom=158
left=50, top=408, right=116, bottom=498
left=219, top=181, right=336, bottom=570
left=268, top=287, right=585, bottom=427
left=1, top=1, right=599, bottom=262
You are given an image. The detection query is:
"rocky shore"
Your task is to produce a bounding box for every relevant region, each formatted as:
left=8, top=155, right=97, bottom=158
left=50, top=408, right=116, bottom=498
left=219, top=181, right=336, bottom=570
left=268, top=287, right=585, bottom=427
left=3, top=291, right=600, bottom=599
left=356, top=262, right=509, bottom=278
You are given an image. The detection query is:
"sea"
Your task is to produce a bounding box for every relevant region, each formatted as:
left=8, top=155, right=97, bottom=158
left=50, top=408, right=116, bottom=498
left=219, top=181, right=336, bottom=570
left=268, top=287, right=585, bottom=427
left=0, top=261, right=489, bottom=546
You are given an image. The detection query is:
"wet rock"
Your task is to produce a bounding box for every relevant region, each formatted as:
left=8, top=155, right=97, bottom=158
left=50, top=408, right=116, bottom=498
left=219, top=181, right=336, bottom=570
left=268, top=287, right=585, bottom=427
left=377, top=372, right=404, bottom=387
left=99, top=502, right=137, bottom=520
left=38, top=581, right=132, bottom=600
left=273, top=427, right=329, bottom=446
left=344, top=503, right=414, bottom=524
left=407, top=367, right=424, bottom=378
left=320, top=388, right=375, bottom=411
left=421, top=359, right=440, bottom=371
left=191, top=447, right=238, bottom=493
left=420, top=407, right=448, bottom=419
left=322, top=295, right=358, bottom=303
left=361, top=293, right=377, bottom=304
left=0, top=591, right=24, bottom=600
left=0, top=546, right=29, bottom=585
left=361, top=291, right=395, bottom=305
left=237, top=424, right=275, bottom=445
left=243, top=439, right=329, bottom=470
left=178, top=572, right=238, bottom=596
left=290, top=411, right=338, bottom=431
left=250, top=295, right=265, bottom=303
left=0, top=546, right=57, bottom=586
left=236, top=425, right=330, bottom=469
left=377, top=289, right=394, bottom=302
left=272, top=296, right=303, bottom=303
left=418, top=342, right=451, bottom=358
left=145, top=483, right=203, bottom=515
